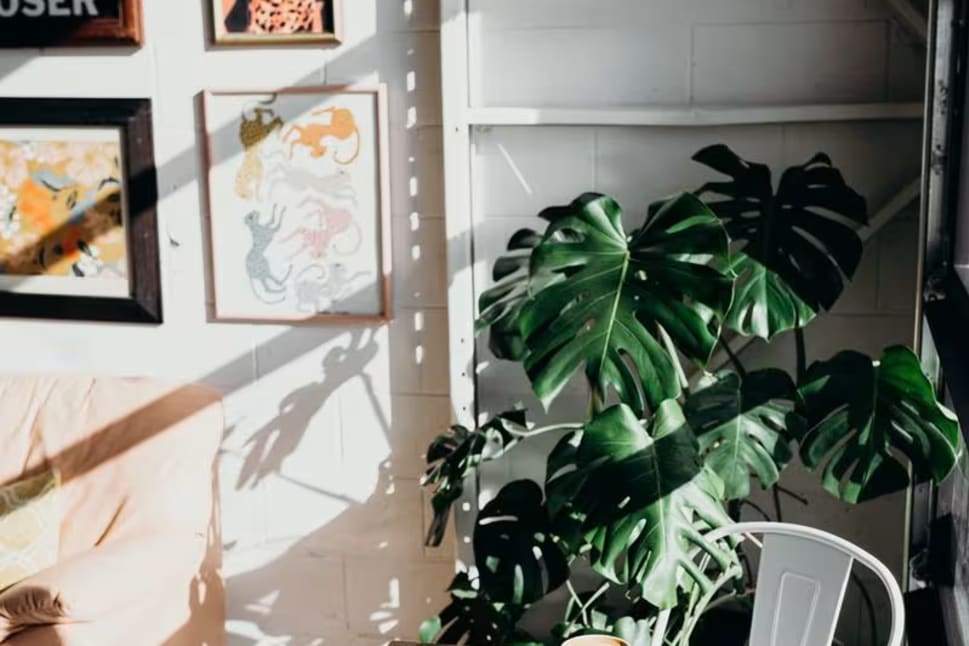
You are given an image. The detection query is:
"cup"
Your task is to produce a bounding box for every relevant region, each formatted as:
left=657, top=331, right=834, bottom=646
left=561, top=636, right=630, bottom=646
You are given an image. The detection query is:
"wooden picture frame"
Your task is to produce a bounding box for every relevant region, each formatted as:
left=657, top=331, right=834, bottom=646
left=211, top=0, right=342, bottom=45
left=0, top=0, right=143, bottom=47
left=201, top=85, right=391, bottom=323
left=0, top=98, right=162, bottom=323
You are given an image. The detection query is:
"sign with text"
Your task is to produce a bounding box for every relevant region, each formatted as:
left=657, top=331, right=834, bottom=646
left=0, top=0, right=141, bottom=46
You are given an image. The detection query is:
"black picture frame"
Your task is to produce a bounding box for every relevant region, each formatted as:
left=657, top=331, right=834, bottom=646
left=0, top=0, right=143, bottom=47
left=0, top=98, right=161, bottom=324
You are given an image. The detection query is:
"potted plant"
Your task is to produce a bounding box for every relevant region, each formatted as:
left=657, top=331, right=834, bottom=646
left=419, top=145, right=964, bottom=645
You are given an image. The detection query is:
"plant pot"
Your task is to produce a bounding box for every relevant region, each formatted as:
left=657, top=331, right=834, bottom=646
left=561, top=636, right=630, bottom=646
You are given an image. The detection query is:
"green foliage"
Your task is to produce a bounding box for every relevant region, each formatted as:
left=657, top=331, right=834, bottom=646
left=545, top=402, right=703, bottom=535
left=612, top=617, right=657, bottom=646
left=474, top=480, right=569, bottom=605
left=423, top=410, right=529, bottom=546
left=480, top=191, right=733, bottom=414
left=585, top=463, right=735, bottom=609
left=546, top=401, right=734, bottom=608
left=694, top=144, right=867, bottom=340
left=685, top=369, right=800, bottom=499
left=476, top=228, right=551, bottom=361
left=419, top=147, right=963, bottom=646
left=798, top=345, right=964, bottom=503
left=419, top=573, right=539, bottom=646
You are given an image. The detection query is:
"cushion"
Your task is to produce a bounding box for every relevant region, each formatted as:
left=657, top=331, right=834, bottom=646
left=0, top=470, right=60, bottom=593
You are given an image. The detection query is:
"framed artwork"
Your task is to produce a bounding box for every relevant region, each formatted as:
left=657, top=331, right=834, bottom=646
left=0, top=0, right=143, bottom=47
left=0, top=98, right=161, bottom=323
left=202, top=86, right=391, bottom=322
left=212, top=0, right=341, bottom=45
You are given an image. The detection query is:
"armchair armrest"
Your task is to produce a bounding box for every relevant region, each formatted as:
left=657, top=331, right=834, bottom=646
left=0, top=532, right=204, bottom=642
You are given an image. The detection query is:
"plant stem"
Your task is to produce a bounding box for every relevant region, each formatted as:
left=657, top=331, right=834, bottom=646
left=794, top=321, right=807, bottom=382
left=776, top=485, right=809, bottom=506
left=771, top=485, right=784, bottom=523
left=504, top=423, right=583, bottom=439
left=738, top=551, right=755, bottom=589
left=741, top=499, right=772, bottom=522
left=670, top=564, right=706, bottom=646
left=588, top=379, right=607, bottom=417
left=676, top=565, right=745, bottom=645
left=659, top=327, right=690, bottom=391
left=722, top=340, right=747, bottom=378
left=651, top=609, right=671, bottom=646
left=580, top=581, right=610, bottom=618
left=563, top=581, right=610, bottom=635
left=790, top=318, right=806, bottom=544
left=565, top=580, right=586, bottom=627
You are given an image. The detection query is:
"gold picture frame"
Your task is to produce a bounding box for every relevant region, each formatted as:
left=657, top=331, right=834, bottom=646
left=211, top=0, right=342, bottom=46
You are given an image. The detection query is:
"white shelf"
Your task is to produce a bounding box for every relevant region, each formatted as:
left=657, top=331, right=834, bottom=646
left=466, top=102, right=925, bottom=127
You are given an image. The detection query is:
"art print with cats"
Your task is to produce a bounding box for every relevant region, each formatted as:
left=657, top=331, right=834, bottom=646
left=204, top=87, right=390, bottom=322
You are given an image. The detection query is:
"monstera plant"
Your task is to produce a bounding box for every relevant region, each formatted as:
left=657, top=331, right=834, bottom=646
left=418, top=145, right=964, bottom=646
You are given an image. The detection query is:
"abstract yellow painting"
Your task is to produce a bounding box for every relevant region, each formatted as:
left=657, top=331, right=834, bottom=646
left=0, top=135, right=128, bottom=282
left=0, top=98, right=161, bottom=324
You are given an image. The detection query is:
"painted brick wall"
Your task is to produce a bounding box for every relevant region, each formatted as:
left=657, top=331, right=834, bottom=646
left=0, top=1, right=452, bottom=644
left=467, top=1, right=925, bottom=644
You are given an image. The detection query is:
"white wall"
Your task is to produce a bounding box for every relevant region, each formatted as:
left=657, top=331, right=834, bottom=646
left=0, top=1, right=452, bottom=644
left=469, top=0, right=924, bottom=107
left=467, top=1, right=925, bottom=643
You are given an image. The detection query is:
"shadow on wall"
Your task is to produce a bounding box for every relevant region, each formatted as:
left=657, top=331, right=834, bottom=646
left=217, top=2, right=464, bottom=642
left=231, top=328, right=382, bottom=495
left=223, top=327, right=450, bottom=642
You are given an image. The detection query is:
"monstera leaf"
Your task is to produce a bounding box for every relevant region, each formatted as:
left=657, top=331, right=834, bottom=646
left=423, top=411, right=528, bottom=546
left=474, top=480, right=569, bottom=605
left=517, top=192, right=732, bottom=413
left=548, top=401, right=735, bottom=609
left=586, top=464, right=735, bottom=609
left=798, top=345, right=963, bottom=503
left=685, top=369, right=800, bottom=499
left=419, top=573, right=541, bottom=646
left=477, top=228, right=555, bottom=360
left=545, top=402, right=703, bottom=541
left=694, top=144, right=868, bottom=339
left=720, top=252, right=817, bottom=339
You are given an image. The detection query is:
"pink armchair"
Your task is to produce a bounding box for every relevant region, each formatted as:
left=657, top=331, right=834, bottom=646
left=0, top=375, right=225, bottom=645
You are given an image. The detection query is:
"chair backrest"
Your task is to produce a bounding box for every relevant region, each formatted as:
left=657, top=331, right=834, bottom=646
left=704, top=522, right=905, bottom=646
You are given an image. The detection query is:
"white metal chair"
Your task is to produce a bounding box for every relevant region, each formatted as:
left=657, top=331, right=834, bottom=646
left=701, top=522, right=906, bottom=646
